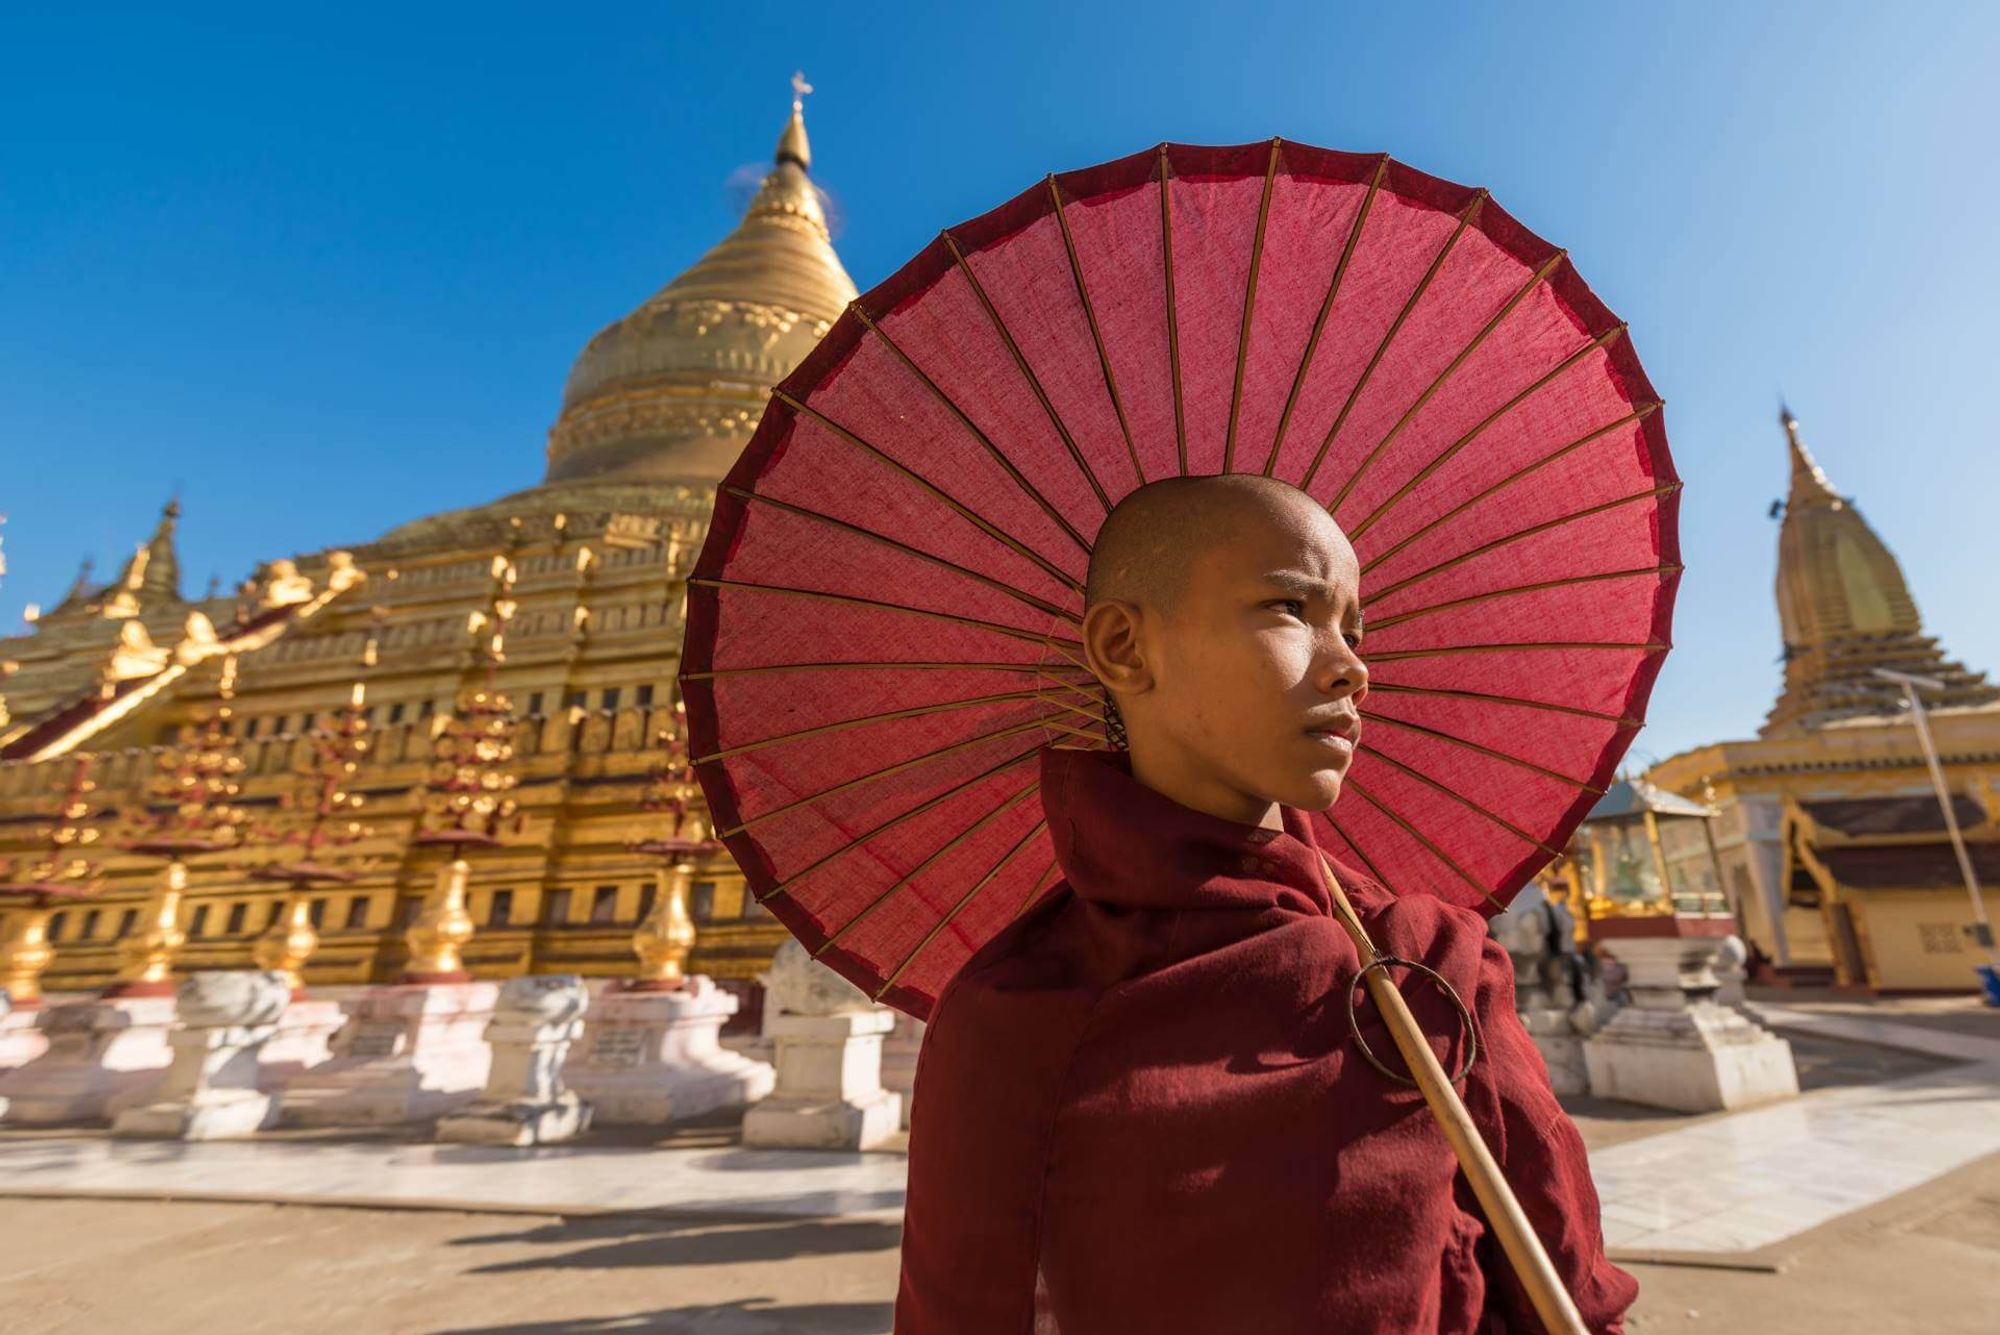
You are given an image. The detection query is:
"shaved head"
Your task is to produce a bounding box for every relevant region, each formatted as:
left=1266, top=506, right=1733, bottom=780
left=1086, top=474, right=1329, bottom=618
left=1078, top=473, right=1368, bottom=828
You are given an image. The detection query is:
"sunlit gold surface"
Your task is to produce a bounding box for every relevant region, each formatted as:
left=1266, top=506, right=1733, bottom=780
left=95, top=499, right=182, bottom=620
left=0, top=98, right=842, bottom=996
left=0, top=907, right=55, bottom=1005
left=542, top=101, right=857, bottom=486
left=631, top=862, right=698, bottom=988
left=404, top=857, right=476, bottom=980
left=1766, top=408, right=1996, bottom=735
left=251, top=893, right=320, bottom=993
left=111, top=859, right=188, bottom=992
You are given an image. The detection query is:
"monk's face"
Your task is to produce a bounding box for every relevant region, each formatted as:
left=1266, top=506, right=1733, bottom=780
left=1091, top=488, right=1368, bottom=825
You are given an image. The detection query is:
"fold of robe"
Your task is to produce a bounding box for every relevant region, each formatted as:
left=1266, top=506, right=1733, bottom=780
left=894, top=744, right=1638, bottom=1334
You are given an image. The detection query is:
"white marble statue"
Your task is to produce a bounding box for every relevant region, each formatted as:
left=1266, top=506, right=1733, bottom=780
left=740, top=940, right=901, bottom=1150
left=112, top=970, right=290, bottom=1140
left=437, top=974, right=592, bottom=1147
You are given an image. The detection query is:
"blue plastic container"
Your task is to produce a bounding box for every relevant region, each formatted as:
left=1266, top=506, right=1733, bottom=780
left=1977, top=964, right=2000, bottom=1008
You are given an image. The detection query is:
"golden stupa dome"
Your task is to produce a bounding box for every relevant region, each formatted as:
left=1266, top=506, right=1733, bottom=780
left=543, top=98, right=858, bottom=485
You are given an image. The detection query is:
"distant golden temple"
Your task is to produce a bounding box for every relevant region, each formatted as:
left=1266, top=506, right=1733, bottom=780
left=0, top=98, right=855, bottom=1013
left=1648, top=408, right=2000, bottom=992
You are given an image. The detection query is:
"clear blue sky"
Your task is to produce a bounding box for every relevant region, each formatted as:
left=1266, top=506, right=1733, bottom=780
left=3, top=2, right=1995, bottom=766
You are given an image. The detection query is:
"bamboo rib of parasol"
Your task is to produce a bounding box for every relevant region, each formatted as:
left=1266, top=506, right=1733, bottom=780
left=685, top=140, right=1677, bottom=1009
left=1316, top=850, right=1588, bottom=1335
left=683, top=138, right=1676, bottom=1329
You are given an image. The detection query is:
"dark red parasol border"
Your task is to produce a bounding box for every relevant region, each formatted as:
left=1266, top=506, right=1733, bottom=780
left=682, top=138, right=1677, bottom=1015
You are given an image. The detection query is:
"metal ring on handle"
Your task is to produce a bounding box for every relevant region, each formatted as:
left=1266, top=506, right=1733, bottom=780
left=1343, top=953, right=1480, bottom=1087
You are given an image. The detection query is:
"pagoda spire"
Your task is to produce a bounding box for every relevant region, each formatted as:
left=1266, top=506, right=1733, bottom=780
left=47, top=557, right=98, bottom=618
left=739, top=72, right=833, bottom=242
left=1763, top=407, right=1997, bottom=735
left=776, top=70, right=812, bottom=170
left=99, top=497, right=184, bottom=618
left=1780, top=402, right=1840, bottom=509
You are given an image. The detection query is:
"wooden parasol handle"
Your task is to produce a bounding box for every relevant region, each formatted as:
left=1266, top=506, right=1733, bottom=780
left=1316, top=853, right=1589, bottom=1335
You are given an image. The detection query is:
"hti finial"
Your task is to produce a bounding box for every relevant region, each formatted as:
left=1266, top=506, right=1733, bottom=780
left=1779, top=399, right=1838, bottom=507
left=1778, top=397, right=1808, bottom=453
left=776, top=71, right=814, bottom=171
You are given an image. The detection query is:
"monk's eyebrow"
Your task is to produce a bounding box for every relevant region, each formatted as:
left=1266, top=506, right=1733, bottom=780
left=1260, top=570, right=1364, bottom=631
left=1259, top=570, right=1337, bottom=601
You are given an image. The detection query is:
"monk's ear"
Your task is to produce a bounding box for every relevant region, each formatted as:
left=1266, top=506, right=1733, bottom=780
left=1081, top=599, right=1153, bottom=697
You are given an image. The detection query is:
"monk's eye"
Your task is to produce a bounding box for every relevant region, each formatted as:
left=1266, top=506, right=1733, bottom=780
left=1343, top=629, right=1364, bottom=651
left=1267, top=599, right=1306, bottom=618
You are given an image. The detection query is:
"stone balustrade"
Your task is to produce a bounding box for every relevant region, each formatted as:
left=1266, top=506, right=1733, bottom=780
left=0, top=963, right=907, bottom=1152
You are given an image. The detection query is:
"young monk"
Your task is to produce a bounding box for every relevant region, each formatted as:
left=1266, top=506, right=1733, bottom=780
left=894, top=474, right=1638, bottom=1334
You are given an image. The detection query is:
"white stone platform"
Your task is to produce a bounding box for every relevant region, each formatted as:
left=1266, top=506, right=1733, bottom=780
left=0, top=1135, right=907, bottom=1221
left=0, top=1011, right=1994, bottom=1256
left=0, top=996, right=177, bottom=1124
left=566, top=976, right=773, bottom=1126
left=280, top=981, right=497, bottom=1126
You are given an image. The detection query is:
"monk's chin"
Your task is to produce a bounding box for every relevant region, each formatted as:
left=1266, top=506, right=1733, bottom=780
left=1276, top=769, right=1345, bottom=814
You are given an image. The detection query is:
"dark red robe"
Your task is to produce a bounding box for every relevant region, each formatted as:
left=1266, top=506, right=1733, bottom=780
left=895, top=744, right=1638, bottom=1334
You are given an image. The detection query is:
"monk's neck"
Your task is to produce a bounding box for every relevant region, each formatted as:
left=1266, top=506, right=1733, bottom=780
left=1125, top=739, right=1283, bottom=831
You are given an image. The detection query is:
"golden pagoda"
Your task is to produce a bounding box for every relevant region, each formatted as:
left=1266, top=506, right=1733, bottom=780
left=1764, top=406, right=1995, bottom=734
left=0, top=91, right=856, bottom=1019
left=1647, top=407, right=2000, bottom=993
left=544, top=96, right=851, bottom=486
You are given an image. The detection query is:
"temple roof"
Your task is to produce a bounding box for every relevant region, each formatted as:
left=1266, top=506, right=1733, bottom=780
left=1817, top=844, right=2000, bottom=891
left=1762, top=407, right=1997, bottom=735
left=540, top=94, right=858, bottom=487
left=0, top=553, right=363, bottom=764
left=1800, top=793, right=1987, bottom=838
left=1585, top=776, right=1716, bottom=824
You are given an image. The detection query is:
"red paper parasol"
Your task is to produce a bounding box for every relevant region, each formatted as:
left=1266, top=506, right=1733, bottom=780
left=681, top=139, right=1677, bottom=1022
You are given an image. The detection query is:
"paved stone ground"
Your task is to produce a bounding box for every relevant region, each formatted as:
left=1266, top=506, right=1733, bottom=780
left=1751, top=985, right=2000, bottom=1041
left=0, top=1153, right=1996, bottom=1334
left=1, top=990, right=1996, bottom=1332
left=1563, top=1017, right=1952, bottom=1150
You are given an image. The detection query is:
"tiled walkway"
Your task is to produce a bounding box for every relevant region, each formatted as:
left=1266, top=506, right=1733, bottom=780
left=2, top=1010, right=1996, bottom=1257
left=1576, top=1000, right=2000, bottom=1253
left=1588, top=1053, right=2000, bottom=1252
left=0, top=1135, right=910, bottom=1222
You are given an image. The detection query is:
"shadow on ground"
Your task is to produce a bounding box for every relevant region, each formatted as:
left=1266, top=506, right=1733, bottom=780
left=452, top=1213, right=904, bottom=1274
left=424, top=1296, right=894, bottom=1334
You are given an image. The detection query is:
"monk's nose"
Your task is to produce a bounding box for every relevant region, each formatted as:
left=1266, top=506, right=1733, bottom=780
left=1320, top=643, right=1368, bottom=702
